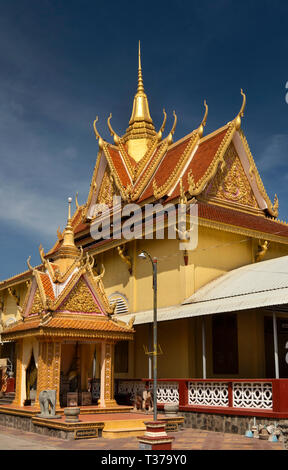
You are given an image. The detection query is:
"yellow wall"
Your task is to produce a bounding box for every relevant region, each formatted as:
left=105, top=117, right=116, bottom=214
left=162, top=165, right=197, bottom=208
left=100, top=226, right=288, bottom=317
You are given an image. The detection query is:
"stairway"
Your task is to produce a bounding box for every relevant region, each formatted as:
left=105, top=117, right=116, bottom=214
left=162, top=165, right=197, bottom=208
left=0, top=392, right=15, bottom=406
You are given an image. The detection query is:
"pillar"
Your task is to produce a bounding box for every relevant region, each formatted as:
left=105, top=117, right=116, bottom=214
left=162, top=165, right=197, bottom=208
left=36, top=340, right=61, bottom=408
left=99, top=342, right=117, bottom=408
left=12, top=340, right=23, bottom=407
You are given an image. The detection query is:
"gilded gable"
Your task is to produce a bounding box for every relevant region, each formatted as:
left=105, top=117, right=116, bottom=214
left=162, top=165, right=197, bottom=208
left=97, top=170, right=115, bottom=205
left=202, top=143, right=258, bottom=210
left=29, top=288, right=44, bottom=315
left=58, top=277, right=102, bottom=314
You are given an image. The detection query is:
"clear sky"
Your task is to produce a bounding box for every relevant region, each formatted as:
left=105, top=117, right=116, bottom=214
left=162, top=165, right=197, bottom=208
left=1, top=0, right=288, bottom=279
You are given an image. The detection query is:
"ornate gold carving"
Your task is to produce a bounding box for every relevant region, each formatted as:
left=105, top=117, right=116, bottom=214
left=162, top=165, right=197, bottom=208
left=30, top=288, right=44, bottom=315
left=117, top=245, right=132, bottom=273
left=273, top=194, right=279, bottom=216
left=93, top=116, right=104, bottom=150
left=103, top=343, right=116, bottom=406
left=234, top=89, right=246, bottom=130
left=59, top=277, right=101, bottom=313
left=107, top=113, right=120, bottom=145
left=197, top=100, right=208, bottom=138
left=188, top=122, right=236, bottom=197
left=203, top=144, right=258, bottom=208
left=166, top=110, right=178, bottom=145
left=153, top=131, right=199, bottom=200
left=255, top=240, right=269, bottom=262
left=97, top=170, right=114, bottom=206
left=179, top=178, right=187, bottom=205
left=8, top=287, right=20, bottom=305
left=239, top=129, right=278, bottom=217
left=36, top=341, right=61, bottom=407
left=156, top=108, right=167, bottom=141
left=27, top=256, right=33, bottom=271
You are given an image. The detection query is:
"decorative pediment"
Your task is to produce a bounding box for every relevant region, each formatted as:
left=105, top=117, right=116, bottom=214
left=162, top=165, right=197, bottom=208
left=202, top=143, right=259, bottom=211
left=57, top=276, right=103, bottom=314
left=29, top=287, right=44, bottom=316
left=97, top=169, right=116, bottom=206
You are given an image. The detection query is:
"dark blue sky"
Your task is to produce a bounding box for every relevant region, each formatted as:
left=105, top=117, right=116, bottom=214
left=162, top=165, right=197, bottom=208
left=1, top=0, right=288, bottom=279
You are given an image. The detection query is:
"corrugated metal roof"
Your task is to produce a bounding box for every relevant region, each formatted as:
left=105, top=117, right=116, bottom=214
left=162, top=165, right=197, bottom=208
left=115, top=255, right=288, bottom=325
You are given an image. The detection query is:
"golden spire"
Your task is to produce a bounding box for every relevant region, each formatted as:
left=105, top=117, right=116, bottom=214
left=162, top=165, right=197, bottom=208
left=52, top=197, right=80, bottom=272
left=123, top=41, right=156, bottom=161
left=137, top=40, right=144, bottom=94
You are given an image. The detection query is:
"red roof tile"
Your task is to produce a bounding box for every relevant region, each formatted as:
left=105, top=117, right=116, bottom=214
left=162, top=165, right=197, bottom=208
left=198, top=202, right=288, bottom=238
left=38, top=273, right=55, bottom=300
left=1, top=316, right=132, bottom=335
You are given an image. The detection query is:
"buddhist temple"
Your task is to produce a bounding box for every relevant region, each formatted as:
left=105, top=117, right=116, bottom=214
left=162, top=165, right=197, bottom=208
left=2, top=42, right=288, bottom=435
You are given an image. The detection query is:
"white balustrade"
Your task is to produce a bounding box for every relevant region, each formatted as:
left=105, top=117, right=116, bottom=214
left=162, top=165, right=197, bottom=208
left=232, top=382, right=273, bottom=409
left=117, top=381, right=145, bottom=400
left=156, top=382, right=179, bottom=404
left=188, top=381, right=229, bottom=406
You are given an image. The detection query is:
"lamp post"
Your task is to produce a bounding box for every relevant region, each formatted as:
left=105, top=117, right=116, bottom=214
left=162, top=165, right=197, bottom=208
left=138, top=250, right=158, bottom=421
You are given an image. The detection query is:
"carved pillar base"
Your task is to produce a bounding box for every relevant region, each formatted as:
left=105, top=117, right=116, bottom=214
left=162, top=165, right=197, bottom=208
left=99, top=342, right=117, bottom=408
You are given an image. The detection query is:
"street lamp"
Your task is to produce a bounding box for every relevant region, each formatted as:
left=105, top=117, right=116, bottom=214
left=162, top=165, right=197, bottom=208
left=138, top=250, right=158, bottom=422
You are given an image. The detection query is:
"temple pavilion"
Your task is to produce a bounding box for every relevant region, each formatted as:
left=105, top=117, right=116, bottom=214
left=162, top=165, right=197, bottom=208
left=1, top=43, right=288, bottom=426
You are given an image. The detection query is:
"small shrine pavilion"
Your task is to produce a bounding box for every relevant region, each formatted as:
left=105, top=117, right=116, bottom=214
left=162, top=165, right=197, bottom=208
left=0, top=199, right=134, bottom=409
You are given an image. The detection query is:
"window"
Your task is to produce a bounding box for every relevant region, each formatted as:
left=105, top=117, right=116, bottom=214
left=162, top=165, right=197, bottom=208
left=212, top=314, right=239, bottom=374
left=108, top=293, right=129, bottom=315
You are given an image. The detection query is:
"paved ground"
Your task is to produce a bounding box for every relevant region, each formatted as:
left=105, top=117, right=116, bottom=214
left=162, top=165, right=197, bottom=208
left=0, top=424, right=283, bottom=450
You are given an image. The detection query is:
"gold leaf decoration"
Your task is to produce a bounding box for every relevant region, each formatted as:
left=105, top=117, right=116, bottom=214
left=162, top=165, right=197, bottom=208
left=29, top=288, right=44, bottom=315
left=203, top=144, right=258, bottom=208
left=59, top=277, right=101, bottom=313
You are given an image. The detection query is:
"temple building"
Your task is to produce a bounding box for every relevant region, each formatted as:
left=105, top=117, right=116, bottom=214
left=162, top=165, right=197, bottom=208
left=1, top=43, right=288, bottom=428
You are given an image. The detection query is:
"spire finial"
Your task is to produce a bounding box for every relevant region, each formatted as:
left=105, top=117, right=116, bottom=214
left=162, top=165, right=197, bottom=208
left=68, top=197, right=72, bottom=222
left=137, top=40, right=144, bottom=93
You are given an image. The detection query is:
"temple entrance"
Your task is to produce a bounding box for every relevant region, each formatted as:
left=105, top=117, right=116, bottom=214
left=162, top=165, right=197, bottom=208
left=60, top=341, right=102, bottom=408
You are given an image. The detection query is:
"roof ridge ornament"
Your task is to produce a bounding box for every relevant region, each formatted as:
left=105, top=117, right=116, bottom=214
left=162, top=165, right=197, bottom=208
left=234, top=89, right=246, bottom=130
left=198, top=100, right=208, bottom=137
left=166, top=111, right=177, bottom=144
left=93, top=116, right=104, bottom=150
left=156, top=109, right=167, bottom=141
left=107, top=113, right=120, bottom=145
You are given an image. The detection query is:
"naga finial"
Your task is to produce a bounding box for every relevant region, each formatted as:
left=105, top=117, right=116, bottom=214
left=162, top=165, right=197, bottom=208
left=94, top=264, right=105, bottom=282
left=107, top=113, right=120, bottom=145
left=27, top=256, right=33, bottom=271
left=39, top=244, right=45, bottom=264
left=93, top=116, right=104, bottom=149
left=156, top=109, right=167, bottom=141
left=75, top=192, right=79, bottom=210
left=235, top=89, right=246, bottom=130
left=167, top=111, right=177, bottom=144
left=198, top=100, right=208, bottom=137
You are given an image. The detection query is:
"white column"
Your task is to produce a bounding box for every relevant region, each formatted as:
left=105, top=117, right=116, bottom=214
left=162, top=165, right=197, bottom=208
left=273, top=312, right=279, bottom=379
left=202, top=317, right=207, bottom=379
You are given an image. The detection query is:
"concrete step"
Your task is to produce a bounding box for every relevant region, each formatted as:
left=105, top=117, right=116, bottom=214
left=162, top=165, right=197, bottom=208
left=0, top=392, right=15, bottom=405
left=102, top=418, right=146, bottom=439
